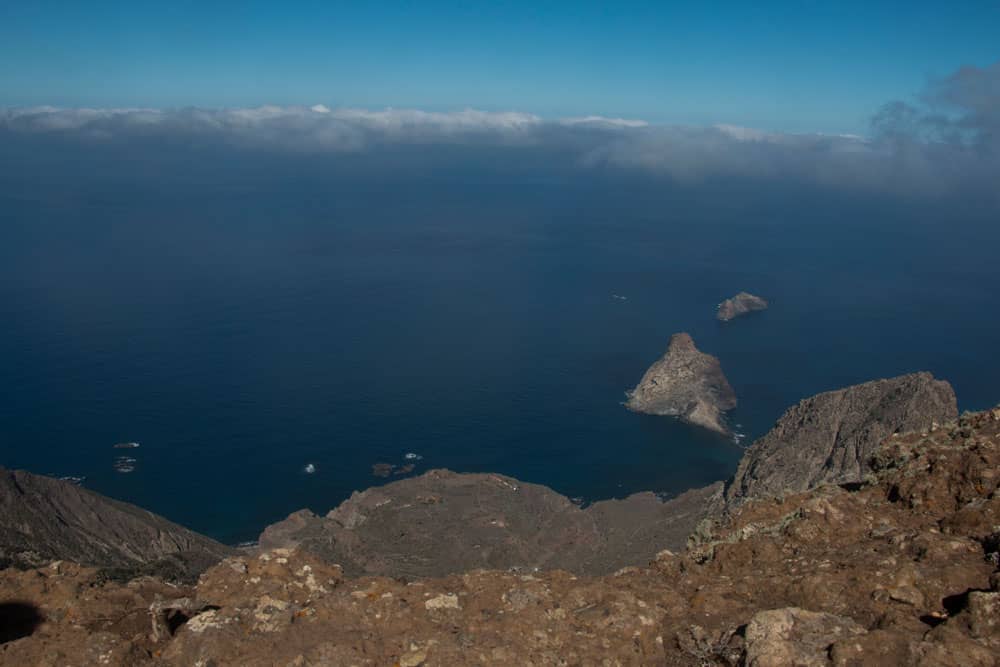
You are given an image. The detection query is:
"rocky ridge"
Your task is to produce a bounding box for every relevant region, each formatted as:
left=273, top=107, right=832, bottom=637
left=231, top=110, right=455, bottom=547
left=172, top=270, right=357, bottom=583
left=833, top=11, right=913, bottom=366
left=3, top=406, right=1000, bottom=665
left=722, top=371, right=958, bottom=509
left=624, top=332, right=737, bottom=435
left=716, top=292, right=768, bottom=321
left=259, top=474, right=720, bottom=578
left=0, top=467, right=234, bottom=583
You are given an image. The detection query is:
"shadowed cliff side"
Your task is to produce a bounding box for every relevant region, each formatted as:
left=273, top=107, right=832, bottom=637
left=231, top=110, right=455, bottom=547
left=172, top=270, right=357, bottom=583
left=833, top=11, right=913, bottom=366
left=259, top=471, right=721, bottom=578
left=0, top=468, right=234, bottom=583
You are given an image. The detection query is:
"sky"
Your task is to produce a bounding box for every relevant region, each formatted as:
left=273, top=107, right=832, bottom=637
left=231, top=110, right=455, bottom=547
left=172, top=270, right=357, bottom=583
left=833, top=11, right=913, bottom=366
left=1, top=1, right=999, bottom=135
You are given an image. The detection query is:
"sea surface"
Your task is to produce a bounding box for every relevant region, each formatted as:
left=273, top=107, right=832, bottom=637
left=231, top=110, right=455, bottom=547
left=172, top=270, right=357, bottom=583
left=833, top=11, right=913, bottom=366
left=2, top=146, right=998, bottom=544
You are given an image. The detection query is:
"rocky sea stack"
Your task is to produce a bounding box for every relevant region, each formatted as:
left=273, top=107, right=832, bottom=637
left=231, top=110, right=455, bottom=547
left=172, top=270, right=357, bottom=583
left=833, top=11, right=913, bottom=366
left=625, top=332, right=736, bottom=435
left=716, top=291, right=768, bottom=321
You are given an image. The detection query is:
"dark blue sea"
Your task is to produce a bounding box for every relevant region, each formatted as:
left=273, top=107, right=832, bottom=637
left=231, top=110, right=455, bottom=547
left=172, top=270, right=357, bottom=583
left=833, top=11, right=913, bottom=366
left=2, top=143, right=998, bottom=544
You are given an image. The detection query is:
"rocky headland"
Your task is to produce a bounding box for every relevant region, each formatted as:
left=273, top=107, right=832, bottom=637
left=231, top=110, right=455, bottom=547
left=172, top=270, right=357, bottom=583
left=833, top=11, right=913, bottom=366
left=2, top=371, right=998, bottom=665
left=722, top=371, right=958, bottom=510
left=2, top=401, right=999, bottom=665
left=259, top=472, right=719, bottom=578
left=716, top=291, right=768, bottom=321
left=624, top=332, right=737, bottom=436
left=0, top=467, right=233, bottom=583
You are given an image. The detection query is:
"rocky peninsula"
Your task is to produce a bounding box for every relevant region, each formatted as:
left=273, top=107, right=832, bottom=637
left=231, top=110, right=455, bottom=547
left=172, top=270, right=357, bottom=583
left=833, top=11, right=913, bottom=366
left=716, top=291, right=768, bottom=321
left=624, top=332, right=737, bottom=435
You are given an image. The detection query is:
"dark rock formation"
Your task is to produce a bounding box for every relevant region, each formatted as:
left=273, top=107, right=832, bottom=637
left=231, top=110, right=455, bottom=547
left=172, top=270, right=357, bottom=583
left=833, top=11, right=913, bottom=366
left=624, top=332, right=737, bottom=435
left=0, top=468, right=233, bottom=582
left=259, top=470, right=719, bottom=578
left=4, top=407, right=1000, bottom=665
left=723, top=372, right=957, bottom=508
left=716, top=291, right=768, bottom=321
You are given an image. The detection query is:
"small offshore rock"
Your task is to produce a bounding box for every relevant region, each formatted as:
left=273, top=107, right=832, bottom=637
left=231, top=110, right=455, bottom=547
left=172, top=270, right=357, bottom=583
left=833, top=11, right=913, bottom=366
left=625, top=333, right=736, bottom=435
left=372, top=463, right=395, bottom=477
left=716, top=291, right=768, bottom=321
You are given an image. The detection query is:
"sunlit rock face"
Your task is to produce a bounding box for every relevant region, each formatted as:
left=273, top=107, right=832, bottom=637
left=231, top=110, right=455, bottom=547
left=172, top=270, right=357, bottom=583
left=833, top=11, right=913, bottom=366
left=625, top=332, right=737, bottom=436
left=724, top=371, right=958, bottom=508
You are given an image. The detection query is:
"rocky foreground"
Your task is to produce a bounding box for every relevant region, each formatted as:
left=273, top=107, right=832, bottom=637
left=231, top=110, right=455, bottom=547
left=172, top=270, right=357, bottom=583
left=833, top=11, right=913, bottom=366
left=2, top=406, right=1000, bottom=665
left=624, top=333, right=737, bottom=436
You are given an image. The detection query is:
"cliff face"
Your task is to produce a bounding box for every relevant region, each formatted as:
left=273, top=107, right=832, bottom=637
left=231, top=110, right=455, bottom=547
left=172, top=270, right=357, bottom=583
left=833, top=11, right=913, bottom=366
left=0, top=468, right=233, bottom=582
left=4, top=407, right=999, bottom=666
left=625, top=332, right=737, bottom=435
left=723, top=372, right=958, bottom=508
left=716, top=292, right=768, bottom=321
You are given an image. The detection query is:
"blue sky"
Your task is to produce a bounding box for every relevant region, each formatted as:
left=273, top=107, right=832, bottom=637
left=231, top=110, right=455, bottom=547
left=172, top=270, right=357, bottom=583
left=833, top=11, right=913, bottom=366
left=1, top=1, right=998, bottom=135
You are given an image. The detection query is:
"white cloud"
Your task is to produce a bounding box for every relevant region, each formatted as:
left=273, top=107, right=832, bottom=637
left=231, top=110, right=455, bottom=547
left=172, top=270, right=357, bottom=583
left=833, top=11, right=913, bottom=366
left=1, top=92, right=996, bottom=198
left=560, top=116, right=648, bottom=129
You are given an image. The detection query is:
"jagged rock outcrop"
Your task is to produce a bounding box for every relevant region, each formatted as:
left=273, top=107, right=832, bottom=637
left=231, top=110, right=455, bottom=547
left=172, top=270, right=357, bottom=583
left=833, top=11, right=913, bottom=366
left=259, top=471, right=720, bottom=578
left=4, top=407, right=1000, bottom=665
left=716, top=291, right=769, bottom=321
left=0, top=468, right=233, bottom=582
left=625, top=332, right=737, bottom=435
left=723, top=372, right=957, bottom=508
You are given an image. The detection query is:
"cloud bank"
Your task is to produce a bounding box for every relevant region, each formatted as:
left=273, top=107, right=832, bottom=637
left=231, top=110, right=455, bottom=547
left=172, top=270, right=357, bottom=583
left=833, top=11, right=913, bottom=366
left=2, top=61, right=997, bottom=198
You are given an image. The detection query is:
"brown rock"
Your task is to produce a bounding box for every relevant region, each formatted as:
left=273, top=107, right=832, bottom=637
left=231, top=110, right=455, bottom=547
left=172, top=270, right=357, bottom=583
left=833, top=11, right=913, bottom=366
left=725, top=372, right=957, bottom=508
left=744, top=608, right=867, bottom=666
left=259, top=470, right=720, bottom=578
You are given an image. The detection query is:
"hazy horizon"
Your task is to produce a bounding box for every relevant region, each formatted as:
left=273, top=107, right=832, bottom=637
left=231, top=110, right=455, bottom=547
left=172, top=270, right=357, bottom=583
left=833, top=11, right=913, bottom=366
left=2, top=3, right=999, bottom=543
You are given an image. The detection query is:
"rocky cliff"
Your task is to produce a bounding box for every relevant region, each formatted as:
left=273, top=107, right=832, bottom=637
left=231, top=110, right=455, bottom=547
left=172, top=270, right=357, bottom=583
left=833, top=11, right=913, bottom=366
left=3, top=407, right=999, bottom=665
left=625, top=332, right=737, bottom=435
left=0, top=468, right=233, bottom=582
left=716, top=292, right=768, bottom=321
left=723, top=372, right=958, bottom=508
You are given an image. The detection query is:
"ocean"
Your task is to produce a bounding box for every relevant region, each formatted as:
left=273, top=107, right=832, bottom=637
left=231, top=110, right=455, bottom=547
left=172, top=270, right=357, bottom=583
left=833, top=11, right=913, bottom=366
left=2, top=145, right=998, bottom=544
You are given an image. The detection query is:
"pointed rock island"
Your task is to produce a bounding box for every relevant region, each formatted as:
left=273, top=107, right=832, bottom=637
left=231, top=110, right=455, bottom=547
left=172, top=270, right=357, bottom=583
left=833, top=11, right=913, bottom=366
left=625, top=332, right=736, bottom=435
left=717, top=291, right=768, bottom=321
